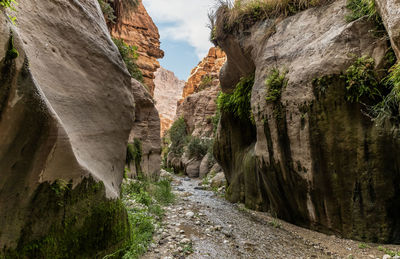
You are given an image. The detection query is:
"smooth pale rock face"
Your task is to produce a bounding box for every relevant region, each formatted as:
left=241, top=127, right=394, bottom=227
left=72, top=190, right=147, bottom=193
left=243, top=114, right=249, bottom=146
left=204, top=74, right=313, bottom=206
left=110, top=0, right=164, bottom=95
left=375, top=0, right=400, bottom=59
left=129, top=79, right=161, bottom=180
left=214, top=0, right=400, bottom=243
left=0, top=0, right=133, bottom=254
left=154, top=67, right=185, bottom=136
left=181, top=47, right=226, bottom=100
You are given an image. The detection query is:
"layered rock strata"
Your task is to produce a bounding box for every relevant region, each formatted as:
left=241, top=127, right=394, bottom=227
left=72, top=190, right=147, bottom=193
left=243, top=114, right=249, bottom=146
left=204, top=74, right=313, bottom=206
left=154, top=67, right=185, bottom=136
left=214, top=0, right=400, bottom=243
left=181, top=47, right=226, bottom=100
left=0, top=0, right=134, bottom=256
left=110, top=0, right=164, bottom=95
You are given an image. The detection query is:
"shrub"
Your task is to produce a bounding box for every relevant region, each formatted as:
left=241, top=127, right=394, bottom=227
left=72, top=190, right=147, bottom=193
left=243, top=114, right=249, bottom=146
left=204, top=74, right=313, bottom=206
left=187, top=137, right=209, bottom=159
left=209, top=0, right=327, bottom=43
left=169, top=117, right=188, bottom=156
left=98, top=0, right=116, bottom=23
left=217, top=74, right=254, bottom=123
left=153, top=179, right=175, bottom=205
left=126, top=138, right=143, bottom=176
left=198, top=75, right=214, bottom=91
left=372, top=62, right=400, bottom=124
left=265, top=68, right=288, bottom=103
left=345, top=0, right=381, bottom=24
left=112, top=37, right=143, bottom=82
left=342, top=56, right=381, bottom=103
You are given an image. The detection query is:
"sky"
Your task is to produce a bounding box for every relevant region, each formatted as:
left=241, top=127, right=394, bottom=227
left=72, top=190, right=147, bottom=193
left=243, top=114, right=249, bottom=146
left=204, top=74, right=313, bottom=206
left=142, top=0, right=217, bottom=80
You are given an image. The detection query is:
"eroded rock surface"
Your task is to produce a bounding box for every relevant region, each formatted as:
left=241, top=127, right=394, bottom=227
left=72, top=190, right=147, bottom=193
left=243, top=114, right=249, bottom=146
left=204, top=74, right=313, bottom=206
left=0, top=0, right=133, bottom=255
left=181, top=47, right=226, bottom=100
left=214, top=0, right=400, bottom=243
left=110, top=0, right=164, bottom=95
left=154, top=67, right=185, bottom=136
left=128, top=79, right=161, bottom=180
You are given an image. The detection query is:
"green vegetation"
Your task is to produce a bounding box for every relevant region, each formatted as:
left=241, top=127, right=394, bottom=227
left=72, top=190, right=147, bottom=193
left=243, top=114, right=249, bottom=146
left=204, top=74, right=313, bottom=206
left=198, top=75, right=214, bottom=91
left=209, top=0, right=327, bottom=43
left=377, top=246, right=400, bottom=257
left=5, top=33, right=19, bottom=61
left=0, top=0, right=17, bottom=23
left=372, top=62, right=400, bottom=124
left=181, top=242, right=194, bottom=255
left=265, top=68, right=288, bottom=103
left=98, top=0, right=116, bottom=23
left=3, top=178, right=131, bottom=259
left=211, top=108, right=221, bottom=134
left=112, top=37, right=143, bottom=82
left=187, top=137, right=210, bottom=159
left=342, top=56, right=381, bottom=103
left=358, top=243, right=370, bottom=249
left=98, top=0, right=139, bottom=24
left=113, top=178, right=175, bottom=259
left=345, top=0, right=381, bottom=24
left=126, top=138, right=143, bottom=177
left=217, top=75, right=255, bottom=123
left=168, top=117, right=188, bottom=156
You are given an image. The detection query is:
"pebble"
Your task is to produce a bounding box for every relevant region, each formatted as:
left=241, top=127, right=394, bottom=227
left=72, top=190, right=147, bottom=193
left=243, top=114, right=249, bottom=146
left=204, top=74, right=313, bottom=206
left=181, top=238, right=191, bottom=244
left=383, top=255, right=392, bottom=259
left=184, top=177, right=191, bottom=181
left=186, top=211, right=195, bottom=218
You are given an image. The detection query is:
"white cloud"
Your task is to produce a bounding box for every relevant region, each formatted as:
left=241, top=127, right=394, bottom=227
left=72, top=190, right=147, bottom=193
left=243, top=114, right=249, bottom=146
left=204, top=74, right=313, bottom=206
left=142, top=0, right=216, bottom=59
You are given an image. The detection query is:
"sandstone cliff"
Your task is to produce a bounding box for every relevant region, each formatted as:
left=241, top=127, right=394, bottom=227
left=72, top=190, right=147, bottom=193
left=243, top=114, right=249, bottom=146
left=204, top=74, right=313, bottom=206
left=213, top=0, right=400, bottom=243
left=181, top=47, right=226, bottom=100
left=166, top=47, right=226, bottom=179
left=110, top=0, right=164, bottom=95
left=0, top=0, right=133, bottom=256
left=154, top=67, right=185, bottom=136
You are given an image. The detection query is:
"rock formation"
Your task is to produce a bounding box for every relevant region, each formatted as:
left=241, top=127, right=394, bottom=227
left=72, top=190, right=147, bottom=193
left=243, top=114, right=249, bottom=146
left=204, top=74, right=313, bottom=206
left=181, top=47, right=226, bottom=100
left=176, top=85, right=220, bottom=138
left=110, top=0, right=164, bottom=95
left=213, top=0, right=400, bottom=243
left=167, top=47, right=226, bottom=179
left=375, top=0, right=400, bottom=59
left=0, top=0, right=134, bottom=256
left=128, top=79, right=161, bottom=179
left=154, top=67, right=185, bottom=136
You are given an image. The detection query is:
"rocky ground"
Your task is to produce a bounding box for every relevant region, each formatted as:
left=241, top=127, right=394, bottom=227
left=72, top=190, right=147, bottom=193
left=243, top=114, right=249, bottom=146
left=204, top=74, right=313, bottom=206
left=142, top=175, right=400, bottom=259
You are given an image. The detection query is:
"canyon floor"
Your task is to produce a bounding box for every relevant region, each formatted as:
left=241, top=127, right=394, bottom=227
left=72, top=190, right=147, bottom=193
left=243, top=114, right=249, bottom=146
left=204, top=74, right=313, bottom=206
left=141, top=175, right=400, bottom=259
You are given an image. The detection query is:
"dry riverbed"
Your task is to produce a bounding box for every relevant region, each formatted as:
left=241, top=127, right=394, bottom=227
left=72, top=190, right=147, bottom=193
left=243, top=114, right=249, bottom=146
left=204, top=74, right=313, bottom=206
left=142, top=175, right=400, bottom=259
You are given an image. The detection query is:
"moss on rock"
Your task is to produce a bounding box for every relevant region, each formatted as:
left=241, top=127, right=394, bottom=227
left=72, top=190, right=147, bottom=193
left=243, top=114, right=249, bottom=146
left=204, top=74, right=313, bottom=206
left=2, top=177, right=130, bottom=258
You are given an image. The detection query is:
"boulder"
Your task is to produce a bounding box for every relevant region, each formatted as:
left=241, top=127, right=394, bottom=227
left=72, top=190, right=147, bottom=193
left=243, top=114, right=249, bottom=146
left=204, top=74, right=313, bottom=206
left=0, top=0, right=133, bottom=256
left=185, top=158, right=202, bottom=178
left=199, top=153, right=212, bottom=178
left=210, top=172, right=226, bottom=188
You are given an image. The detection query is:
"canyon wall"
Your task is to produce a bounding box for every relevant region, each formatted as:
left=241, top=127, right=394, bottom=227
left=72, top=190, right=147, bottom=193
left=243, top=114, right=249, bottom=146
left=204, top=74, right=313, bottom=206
left=110, top=0, right=164, bottom=95
left=154, top=67, right=185, bottom=136
left=181, top=47, right=226, bottom=100
left=0, top=0, right=134, bottom=256
left=128, top=79, right=161, bottom=180
left=213, top=0, right=400, bottom=243
left=167, top=47, right=226, bottom=179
